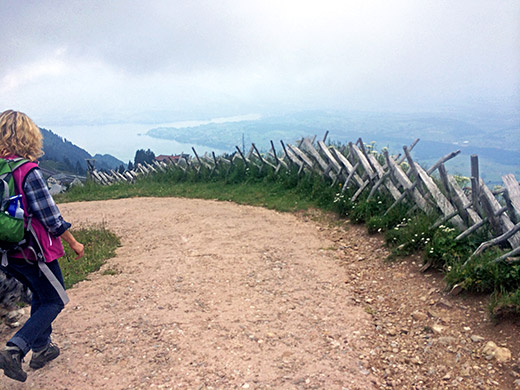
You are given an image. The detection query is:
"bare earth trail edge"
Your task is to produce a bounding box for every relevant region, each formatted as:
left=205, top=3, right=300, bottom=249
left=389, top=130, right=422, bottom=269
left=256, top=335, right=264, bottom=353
left=1, top=197, right=518, bottom=389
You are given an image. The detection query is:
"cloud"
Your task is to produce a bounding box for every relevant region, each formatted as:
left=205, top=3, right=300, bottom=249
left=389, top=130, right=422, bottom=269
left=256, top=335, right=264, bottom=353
left=1, top=58, right=67, bottom=93
left=1, top=0, right=519, bottom=123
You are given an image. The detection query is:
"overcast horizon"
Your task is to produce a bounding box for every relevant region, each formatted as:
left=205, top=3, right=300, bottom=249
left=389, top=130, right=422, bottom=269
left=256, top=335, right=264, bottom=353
left=1, top=0, right=519, bottom=129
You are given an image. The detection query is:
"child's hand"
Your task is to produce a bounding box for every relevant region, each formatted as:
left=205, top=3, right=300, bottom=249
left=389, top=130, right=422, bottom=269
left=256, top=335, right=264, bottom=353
left=61, top=230, right=85, bottom=260
left=70, top=241, right=85, bottom=259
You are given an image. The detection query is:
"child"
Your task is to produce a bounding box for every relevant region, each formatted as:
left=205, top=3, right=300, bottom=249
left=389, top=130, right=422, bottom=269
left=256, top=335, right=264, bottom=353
left=0, top=110, right=84, bottom=382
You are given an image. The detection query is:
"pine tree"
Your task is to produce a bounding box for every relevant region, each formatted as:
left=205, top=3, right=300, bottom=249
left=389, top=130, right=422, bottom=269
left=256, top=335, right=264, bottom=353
left=134, top=149, right=156, bottom=166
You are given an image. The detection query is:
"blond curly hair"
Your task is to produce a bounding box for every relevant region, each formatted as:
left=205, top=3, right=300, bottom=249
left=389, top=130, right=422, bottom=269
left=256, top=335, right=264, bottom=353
left=0, top=110, right=43, bottom=161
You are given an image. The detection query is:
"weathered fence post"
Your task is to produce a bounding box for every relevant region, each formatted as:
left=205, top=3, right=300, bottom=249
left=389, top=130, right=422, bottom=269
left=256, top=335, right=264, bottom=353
left=503, top=174, right=520, bottom=224
left=235, top=145, right=250, bottom=168
left=384, top=150, right=430, bottom=214
left=471, top=155, right=480, bottom=210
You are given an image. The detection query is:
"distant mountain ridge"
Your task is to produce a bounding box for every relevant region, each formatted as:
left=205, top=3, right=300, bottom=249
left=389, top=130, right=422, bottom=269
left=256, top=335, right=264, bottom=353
left=146, top=110, right=520, bottom=184
left=40, top=128, right=124, bottom=174
left=93, top=153, right=125, bottom=170
left=147, top=110, right=520, bottom=153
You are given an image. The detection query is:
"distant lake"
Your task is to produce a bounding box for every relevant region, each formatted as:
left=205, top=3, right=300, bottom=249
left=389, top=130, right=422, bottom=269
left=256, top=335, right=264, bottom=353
left=43, top=114, right=260, bottom=162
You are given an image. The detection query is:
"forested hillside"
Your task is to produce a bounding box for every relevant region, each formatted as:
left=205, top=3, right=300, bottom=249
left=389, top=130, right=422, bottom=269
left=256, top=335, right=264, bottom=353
left=40, top=128, right=124, bottom=174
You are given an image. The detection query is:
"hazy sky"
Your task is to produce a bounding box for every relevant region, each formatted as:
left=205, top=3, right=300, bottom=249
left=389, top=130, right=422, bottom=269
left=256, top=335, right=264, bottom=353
left=1, top=0, right=519, bottom=126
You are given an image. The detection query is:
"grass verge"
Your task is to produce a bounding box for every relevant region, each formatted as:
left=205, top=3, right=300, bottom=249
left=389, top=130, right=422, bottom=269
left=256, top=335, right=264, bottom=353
left=57, top=168, right=336, bottom=213
left=60, top=225, right=120, bottom=289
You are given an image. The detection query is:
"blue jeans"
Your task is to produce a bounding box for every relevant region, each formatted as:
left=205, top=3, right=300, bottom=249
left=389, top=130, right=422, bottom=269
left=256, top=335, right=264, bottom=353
left=0, top=258, right=65, bottom=356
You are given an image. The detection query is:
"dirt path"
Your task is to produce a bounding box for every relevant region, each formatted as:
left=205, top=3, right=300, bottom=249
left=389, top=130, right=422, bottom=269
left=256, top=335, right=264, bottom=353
left=1, top=198, right=377, bottom=390
left=2, top=197, right=518, bottom=389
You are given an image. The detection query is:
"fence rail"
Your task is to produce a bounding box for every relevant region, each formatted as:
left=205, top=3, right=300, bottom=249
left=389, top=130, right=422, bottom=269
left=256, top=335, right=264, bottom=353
left=89, top=135, right=520, bottom=264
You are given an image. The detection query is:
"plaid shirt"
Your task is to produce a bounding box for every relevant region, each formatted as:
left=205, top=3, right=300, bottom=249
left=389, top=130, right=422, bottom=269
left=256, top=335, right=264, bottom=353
left=24, top=168, right=71, bottom=237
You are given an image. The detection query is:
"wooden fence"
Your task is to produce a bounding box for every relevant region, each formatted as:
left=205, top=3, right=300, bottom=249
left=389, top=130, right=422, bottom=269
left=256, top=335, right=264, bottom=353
left=88, top=134, right=520, bottom=265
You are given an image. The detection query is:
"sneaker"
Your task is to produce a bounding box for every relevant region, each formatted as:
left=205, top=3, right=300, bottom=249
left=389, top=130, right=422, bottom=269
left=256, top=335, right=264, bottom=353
left=0, top=345, right=27, bottom=382
left=29, top=342, right=60, bottom=370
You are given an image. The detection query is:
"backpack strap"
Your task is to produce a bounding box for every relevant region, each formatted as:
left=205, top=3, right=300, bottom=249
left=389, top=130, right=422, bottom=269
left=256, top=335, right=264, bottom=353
left=8, top=158, right=29, bottom=170
left=0, top=158, right=29, bottom=210
left=37, top=261, right=69, bottom=305
left=0, top=177, right=9, bottom=209
left=26, top=218, right=69, bottom=305
left=1, top=157, right=29, bottom=175
left=26, top=217, right=46, bottom=262
left=1, top=250, right=7, bottom=267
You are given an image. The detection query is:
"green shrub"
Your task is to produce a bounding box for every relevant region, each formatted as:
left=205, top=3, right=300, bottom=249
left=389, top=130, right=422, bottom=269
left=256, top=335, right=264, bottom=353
left=490, top=289, right=520, bottom=318
left=367, top=202, right=410, bottom=233
left=444, top=249, right=519, bottom=293
left=333, top=192, right=352, bottom=216
left=348, top=196, right=390, bottom=223
left=424, top=225, right=473, bottom=270
left=384, top=213, right=436, bottom=257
